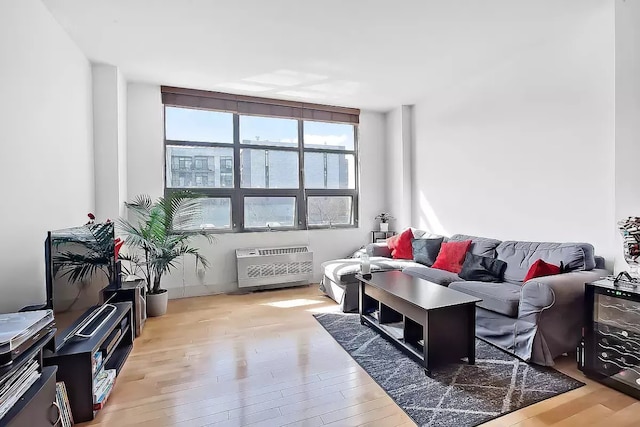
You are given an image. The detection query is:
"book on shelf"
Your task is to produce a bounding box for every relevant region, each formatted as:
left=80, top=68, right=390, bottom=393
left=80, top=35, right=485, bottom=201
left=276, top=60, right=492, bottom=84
left=93, top=376, right=116, bottom=411
left=104, top=329, right=122, bottom=355
left=0, top=359, right=41, bottom=420
left=55, top=381, right=74, bottom=427
left=92, top=350, right=103, bottom=375
left=93, top=369, right=116, bottom=404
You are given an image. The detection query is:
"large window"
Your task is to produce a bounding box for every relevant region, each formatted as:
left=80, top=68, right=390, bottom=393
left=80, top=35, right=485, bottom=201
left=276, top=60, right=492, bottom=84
left=163, top=87, right=359, bottom=232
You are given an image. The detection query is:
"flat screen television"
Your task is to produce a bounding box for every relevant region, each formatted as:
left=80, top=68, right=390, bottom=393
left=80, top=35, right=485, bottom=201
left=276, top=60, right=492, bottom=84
left=45, top=222, right=119, bottom=349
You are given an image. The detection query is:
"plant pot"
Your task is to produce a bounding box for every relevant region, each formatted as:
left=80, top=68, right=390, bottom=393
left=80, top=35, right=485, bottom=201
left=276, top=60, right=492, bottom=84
left=379, top=222, right=389, bottom=232
left=146, top=289, right=168, bottom=317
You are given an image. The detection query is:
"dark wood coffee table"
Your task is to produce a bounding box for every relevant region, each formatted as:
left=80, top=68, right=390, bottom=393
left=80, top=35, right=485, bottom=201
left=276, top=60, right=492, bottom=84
left=356, top=270, right=481, bottom=374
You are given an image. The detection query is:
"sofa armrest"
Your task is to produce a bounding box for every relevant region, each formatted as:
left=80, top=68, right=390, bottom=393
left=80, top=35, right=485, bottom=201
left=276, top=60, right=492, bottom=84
left=366, top=242, right=391, bottom=258
left=519, top=269, right=609, bottom=322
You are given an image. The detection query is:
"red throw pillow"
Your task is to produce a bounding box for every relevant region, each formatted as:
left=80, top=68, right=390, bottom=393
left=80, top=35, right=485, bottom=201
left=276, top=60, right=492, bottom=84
left=432, top=240, right=472, bottom=273
left=386, top=228, right=414, bottom=259
left=523, top=259, right=561, bottom=282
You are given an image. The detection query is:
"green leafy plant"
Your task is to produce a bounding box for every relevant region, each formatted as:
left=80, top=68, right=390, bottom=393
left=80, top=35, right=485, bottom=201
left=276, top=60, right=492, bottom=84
left=53, top=220, right=117, bottom=286
left=118, top=192, right=213, bottom=295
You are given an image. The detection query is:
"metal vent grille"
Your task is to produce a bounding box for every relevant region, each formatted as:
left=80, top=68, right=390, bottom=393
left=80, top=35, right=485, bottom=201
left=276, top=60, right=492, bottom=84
left=258, top=247, right=308, bottom=256
left=245, top=261, right=313, bottom=279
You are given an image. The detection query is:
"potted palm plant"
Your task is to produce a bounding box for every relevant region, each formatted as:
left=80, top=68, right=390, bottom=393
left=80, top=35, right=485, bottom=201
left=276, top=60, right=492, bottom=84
left=118, top=192, right=213, bottom=317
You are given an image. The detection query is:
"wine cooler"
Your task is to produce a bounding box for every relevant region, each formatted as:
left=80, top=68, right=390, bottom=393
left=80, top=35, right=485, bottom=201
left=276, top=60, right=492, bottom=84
left=581, top=279, right=640, bottom=399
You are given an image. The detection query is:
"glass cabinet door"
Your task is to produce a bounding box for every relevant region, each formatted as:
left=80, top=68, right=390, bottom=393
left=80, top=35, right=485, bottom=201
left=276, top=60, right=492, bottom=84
left=593, top=293, right=640, bottom=386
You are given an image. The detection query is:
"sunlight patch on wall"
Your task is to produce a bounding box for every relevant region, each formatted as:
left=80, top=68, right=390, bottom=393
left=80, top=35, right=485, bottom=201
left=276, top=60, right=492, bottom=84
left=417, top=190, right=449, bottom=236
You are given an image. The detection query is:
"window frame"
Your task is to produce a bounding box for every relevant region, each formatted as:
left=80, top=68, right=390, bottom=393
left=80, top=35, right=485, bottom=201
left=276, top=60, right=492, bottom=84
left=163, top=108, right=359, bottom=233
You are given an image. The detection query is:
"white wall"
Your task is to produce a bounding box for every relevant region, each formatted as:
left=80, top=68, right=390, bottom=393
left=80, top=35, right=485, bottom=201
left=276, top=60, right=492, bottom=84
left=384, top=106, right=414, bottom=231
left=126, top=83, right=386, bottom=297
left=408, top=2, right=616, bottom=261
left=93, top=64, right=128, bottom=220
left=0, top=0, right=93, bottom=312
left=614, top=0, right=640, bottom=273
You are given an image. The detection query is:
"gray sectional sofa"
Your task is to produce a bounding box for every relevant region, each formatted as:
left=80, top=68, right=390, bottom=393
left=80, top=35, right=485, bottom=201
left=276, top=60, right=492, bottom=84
left=319, top=232, right=609, bottom=366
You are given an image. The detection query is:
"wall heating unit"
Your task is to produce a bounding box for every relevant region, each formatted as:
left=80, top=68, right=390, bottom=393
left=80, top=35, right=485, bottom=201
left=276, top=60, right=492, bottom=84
left=235, top=246, right=314, bottom=289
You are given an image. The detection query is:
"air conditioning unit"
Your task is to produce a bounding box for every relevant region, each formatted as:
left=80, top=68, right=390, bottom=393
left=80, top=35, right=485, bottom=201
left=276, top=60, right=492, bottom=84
left=235, top=246, right=314, bottom=288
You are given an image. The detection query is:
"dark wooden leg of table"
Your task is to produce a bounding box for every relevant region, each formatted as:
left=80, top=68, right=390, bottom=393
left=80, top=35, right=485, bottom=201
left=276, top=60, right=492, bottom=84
left=358, top=281, right=365, bottom=325
left=423, top=311, right=430, bottom=375
left=467, top=304, right=476, bottom=365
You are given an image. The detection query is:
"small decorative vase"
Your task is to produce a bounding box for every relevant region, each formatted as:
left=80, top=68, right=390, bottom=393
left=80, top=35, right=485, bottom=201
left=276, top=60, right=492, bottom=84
left=379, top=222, right=389, bottom=232
left=146, top=289, right=168, bottom=317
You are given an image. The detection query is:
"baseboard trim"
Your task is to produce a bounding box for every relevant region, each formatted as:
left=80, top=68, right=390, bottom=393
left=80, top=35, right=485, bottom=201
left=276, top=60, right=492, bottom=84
left=166, top=282, right=316, bottom=299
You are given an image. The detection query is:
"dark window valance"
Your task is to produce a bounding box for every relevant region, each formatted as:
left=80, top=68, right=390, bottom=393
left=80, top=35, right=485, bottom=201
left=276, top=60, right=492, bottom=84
left=161, top=86, right=360, bottom=124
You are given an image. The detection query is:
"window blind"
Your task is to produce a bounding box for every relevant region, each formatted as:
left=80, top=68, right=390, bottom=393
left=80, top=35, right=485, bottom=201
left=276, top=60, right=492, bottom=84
left=161, top=86, right=360, bottom=124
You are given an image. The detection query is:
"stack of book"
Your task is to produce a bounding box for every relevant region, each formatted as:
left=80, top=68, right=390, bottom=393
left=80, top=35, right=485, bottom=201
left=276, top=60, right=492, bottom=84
left=93, top=367, right=116, bottom=411
left=0, top=359, right=41, bottom=420
left=92, top=350, right=103, bottom=375
left=55, top=382, right=74, bottom=426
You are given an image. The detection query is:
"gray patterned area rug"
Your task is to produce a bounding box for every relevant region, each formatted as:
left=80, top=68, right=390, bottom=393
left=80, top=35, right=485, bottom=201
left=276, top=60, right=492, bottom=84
left=314, top=313, right=583, bottom=427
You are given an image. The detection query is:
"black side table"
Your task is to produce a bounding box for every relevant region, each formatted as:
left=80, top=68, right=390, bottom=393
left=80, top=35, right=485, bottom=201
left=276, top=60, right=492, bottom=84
left=102, top=281, right=146, bottom=337
left=371, top=230, right=396, bottom=243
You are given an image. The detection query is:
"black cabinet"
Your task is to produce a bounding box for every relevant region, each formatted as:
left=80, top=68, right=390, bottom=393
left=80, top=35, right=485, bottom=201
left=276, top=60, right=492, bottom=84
left=44, top=302, right=133, bottom=423
left=1, top=332, right=58, bottom=427
left=3, top=367, right=58, bottom=427
left=581, top=279, right=640, bottom=399
left=103, top=281, right=146, bottom=337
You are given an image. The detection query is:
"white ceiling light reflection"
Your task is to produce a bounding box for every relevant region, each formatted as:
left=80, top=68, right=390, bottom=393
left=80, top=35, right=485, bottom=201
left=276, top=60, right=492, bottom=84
left=277, top=90, right=327, bottom=99
left=306, top=80, right=360, bottom=95
left=244, top=69, right=328, bottom=87
left=216, top=82, right=272, bottom=92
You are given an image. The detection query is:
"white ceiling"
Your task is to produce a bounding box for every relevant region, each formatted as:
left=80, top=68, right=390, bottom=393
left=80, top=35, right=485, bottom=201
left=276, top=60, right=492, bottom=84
left=42, top=0, right=581, bottom=111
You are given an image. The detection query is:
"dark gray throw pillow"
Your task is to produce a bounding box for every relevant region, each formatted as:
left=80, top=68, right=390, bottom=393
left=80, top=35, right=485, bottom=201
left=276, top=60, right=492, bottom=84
left=411, top=237, right=444, bottom=266
left=459, top=252, right=507, bottom=282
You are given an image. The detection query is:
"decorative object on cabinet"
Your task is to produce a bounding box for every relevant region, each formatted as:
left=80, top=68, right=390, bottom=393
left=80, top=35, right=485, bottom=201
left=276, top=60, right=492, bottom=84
left=618, top=217, right=640, bottom=279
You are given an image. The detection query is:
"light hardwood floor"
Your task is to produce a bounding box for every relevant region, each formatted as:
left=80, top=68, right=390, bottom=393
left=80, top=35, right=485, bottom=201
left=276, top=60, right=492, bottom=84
left=82, top=285, right=639, bottom=427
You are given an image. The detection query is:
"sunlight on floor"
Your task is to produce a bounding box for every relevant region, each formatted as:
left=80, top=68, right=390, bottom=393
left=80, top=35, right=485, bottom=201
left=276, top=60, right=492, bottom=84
left=305, top=305, right=343, bottom=314
left=262, top=298, right=324, bottom=308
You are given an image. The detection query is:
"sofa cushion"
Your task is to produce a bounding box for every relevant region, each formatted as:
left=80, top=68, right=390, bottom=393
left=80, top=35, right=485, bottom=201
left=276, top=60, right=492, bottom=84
left=387, top=228, right=414, bottom=259
left=322, top=257, right=421, bottom=284
left=402, top=266, right=463, bottom=286
left=450, top=281, right=521, bottom=318
left=459, top=253, right=507, bottom=282
left=411, top=237, right=444, bottom=266
left=496, top=241, right=596, bottom=283
left=432, top=240, right=472, bottom=273
left=449, top=234, right=502, bottom=258
left=366, top=242, right=392, bottom=258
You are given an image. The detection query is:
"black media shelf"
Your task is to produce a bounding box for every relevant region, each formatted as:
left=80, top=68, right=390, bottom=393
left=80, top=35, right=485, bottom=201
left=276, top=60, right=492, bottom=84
left=0, top=331, right=57, bottom=427
left=44, top=302, right=133, bottom=423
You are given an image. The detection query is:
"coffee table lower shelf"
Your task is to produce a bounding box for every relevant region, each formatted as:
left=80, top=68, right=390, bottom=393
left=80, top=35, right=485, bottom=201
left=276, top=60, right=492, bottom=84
left=358, top=274, right=479, bottom=375
left=361, top=314, right=426, bottom=367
